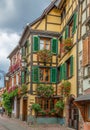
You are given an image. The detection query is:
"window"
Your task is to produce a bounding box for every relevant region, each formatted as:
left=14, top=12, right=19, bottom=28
left=40, top=68, right=50, bottom=82
left=32, top=66, right=57, bottom=83
left=66, top=56, right=73, bottom=79
left=69, top=20, right=73, bottom=38
left=83, top=66, right=90, bottom=78
left=40, top=39, right=50, bottom=50
left=66, top=59, right=71, bottom=78
left=36, top=98, right=55, bottom=111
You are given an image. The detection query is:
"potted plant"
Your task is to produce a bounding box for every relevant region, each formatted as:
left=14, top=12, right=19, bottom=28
left=60, top=81, right=71, bottom=97
left=64, top=38, right=73, bottom=50
left=37, top=49, right=52, bottom=64
left=55, top=100, right=64, bottom=117
left=32, top=103, right=41, bottom=118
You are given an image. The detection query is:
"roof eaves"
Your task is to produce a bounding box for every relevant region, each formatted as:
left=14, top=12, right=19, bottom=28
left=29, top=0, right=57, bottom=27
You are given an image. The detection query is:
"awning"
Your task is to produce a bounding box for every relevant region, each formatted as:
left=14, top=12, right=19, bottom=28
left=75, top=94, right=90, bottom=102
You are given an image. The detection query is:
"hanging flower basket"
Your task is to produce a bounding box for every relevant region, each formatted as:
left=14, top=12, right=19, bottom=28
left=37, top=49, right=52, bottom=64
left=64, top=38, right=73, bottom=50
left=60, top=81, right=71, bottom=97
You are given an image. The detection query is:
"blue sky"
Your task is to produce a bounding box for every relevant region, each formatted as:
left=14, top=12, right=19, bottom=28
left=0, top=0, right=51, bottom=88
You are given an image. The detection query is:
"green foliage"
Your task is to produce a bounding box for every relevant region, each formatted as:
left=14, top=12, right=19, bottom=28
left=37, top=84, right=54, bottom=98
left=32, top=103, right=41, bottom=112
left=64, top=38, right=73, bottom=50
left=60, top=81, right=71, bottom=97
left=2, top=88, right=18, bottom=114
left=32, top=103, right=41, bottom=117
left=2, top=92, right=12, bottom=113
left=37, top=49, right=52, bottom=63
left=39, top=110, right=46, bottom=116
left=21, top=84, right=27, bottom=94
left=55, top=100, right=64, bottom=110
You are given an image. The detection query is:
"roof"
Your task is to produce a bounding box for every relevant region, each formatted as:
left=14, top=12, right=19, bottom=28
left=75, top=94, right=90, bottom=102
left=7, top=45, right=20, bottom=59
left=29, top=0, right=58, bottom=27
left=19, top=0, right=62, bottom=46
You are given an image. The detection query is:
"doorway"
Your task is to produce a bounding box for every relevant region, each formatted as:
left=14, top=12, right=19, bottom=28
left=68, top=97, right=79, bottom=129
left=23, top=98, right=27, bottom=121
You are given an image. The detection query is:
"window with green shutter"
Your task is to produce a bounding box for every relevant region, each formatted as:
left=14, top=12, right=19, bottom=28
left=60, top=65, right=62, bottom=81
left=26, top=40, right=29, bottom=54
left=21, top=71, right=25, bottom=84
left=51, top=38, right=58, bottom=54
left=72, top=13, right=77, bottom=34
left=32, top=66, right=39, bottom=82
left=21, top=47, right=25, bottom=56
left=50, top=68, right=57, bottom=83
left=70, top=55, right=73, bottom=76
left=65, top=26, right=69, bottom=39
left=33, top=36, right=39, bottom=52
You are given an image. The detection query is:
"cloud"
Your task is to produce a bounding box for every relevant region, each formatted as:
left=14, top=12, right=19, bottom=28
left=0, top=0, right=51, bottom=87
left=0, top=0, right=51, bottom=32
left=0, top=31, right=20, bottom=71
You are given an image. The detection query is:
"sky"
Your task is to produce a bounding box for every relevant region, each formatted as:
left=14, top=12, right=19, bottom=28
left=0, top=0, right=51, bottom=88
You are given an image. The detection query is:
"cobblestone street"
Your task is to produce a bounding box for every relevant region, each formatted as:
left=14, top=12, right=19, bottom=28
left=0, top=115, right=72, bottom=130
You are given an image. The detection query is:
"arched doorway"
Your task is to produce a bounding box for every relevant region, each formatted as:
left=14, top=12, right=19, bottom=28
left=68, top=95, right=79, bottom=129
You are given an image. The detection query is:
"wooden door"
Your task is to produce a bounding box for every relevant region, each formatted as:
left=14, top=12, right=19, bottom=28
left=23, top=99, right=27, bottom=121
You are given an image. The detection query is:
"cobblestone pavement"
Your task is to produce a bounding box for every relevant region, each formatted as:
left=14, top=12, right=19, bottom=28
left=0, top=115, right=71, bottom=130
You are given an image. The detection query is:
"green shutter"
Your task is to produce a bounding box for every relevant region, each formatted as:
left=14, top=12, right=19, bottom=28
left=50, top=68, right=57, bottom=83
left=21, top=71, right=25, bottom=84
left=63, top=31, right=65, bottom=39
left=51, top=38, right=58, bottom=54
left=64, top=63, right=67, bottom=80
left=33, top=36, right=39, bottom=52
left=65, top=26, right=69, bottom=39
left=62, top=64, right=64, bottom=80
left=72, top=13, right=77, bottom=34
left=70, top=55, right=73, bottom=77
left=32, top=66, right=39, bottom=82
left=22, top=47, right=25, bottom=56
left=60, top=66, right=62, bottom=81
left=26, top=40, right=29, bottom=54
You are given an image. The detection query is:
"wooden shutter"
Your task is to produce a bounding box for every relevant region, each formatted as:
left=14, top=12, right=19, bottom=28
left=65, top=26, right=69, bottom=39
left=33, top=36, right=39, bottom=52
left=50, top=68, right=57, bottom=83
left=51, top=38, right=58, bottom=54
left=21, top=71, right=25, bottom=84
left=32, top=66, right=39, bottom=82
left=70, top=55, right=73, bottom=76
left=72, top=13, right=77, bottom=34
left=83, top=37, right=90, bottom=66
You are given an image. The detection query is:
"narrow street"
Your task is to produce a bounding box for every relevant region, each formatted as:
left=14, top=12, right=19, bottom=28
left=0, top=115, right=69, bottom=130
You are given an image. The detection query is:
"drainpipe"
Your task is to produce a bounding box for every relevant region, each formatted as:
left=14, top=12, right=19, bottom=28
left=76, top=1, right=81, bottom=130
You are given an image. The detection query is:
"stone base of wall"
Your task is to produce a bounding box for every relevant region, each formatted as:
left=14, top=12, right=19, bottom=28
left=27, top=116, right=65, bottom=125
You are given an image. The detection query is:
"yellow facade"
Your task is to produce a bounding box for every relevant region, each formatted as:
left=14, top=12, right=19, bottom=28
left=19, top=0, right=78, bottom=127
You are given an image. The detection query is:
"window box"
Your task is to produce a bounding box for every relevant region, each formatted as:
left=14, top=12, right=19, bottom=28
left=64, top=38, right=73, bottom=51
